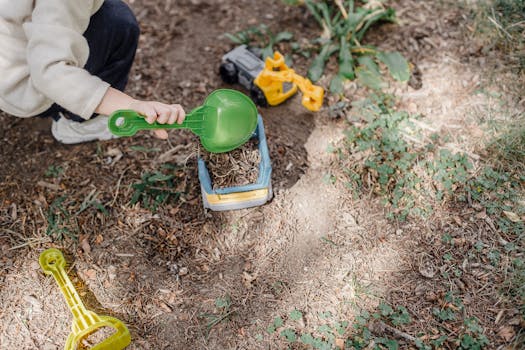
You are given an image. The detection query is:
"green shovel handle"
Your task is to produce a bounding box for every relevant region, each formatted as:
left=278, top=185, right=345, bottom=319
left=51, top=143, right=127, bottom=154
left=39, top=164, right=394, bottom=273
left=108, top=106, right=206, bottom=137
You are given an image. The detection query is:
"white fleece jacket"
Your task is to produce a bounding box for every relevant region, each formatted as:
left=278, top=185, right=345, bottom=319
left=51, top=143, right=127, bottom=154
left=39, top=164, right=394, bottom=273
left=0, top=0, right=109, bottom=119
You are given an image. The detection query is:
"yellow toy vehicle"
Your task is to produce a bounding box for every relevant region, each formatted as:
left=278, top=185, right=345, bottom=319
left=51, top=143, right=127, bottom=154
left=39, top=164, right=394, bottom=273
left=219, top=45, right=324, bottom=111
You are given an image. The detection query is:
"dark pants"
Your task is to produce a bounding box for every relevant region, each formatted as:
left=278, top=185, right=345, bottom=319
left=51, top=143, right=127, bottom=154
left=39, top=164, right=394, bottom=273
left=39, top=0, right=140, bottom=121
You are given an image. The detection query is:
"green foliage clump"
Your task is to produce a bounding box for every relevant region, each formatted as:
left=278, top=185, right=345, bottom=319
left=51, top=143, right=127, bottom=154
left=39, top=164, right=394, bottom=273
left=45, top=193, right=107, bottom=240
left=224, top=24, right=294, bottom=59
left=284, top=0, right=410, bottom=92
left=342, top=94, right=524, bottom=230
left=260, top=302, right=489, bottom=349
left=131, top=164, right=185, bottom=211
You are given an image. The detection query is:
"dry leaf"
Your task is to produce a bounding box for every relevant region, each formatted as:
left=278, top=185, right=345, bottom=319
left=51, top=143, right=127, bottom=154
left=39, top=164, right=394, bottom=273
left=83, top=269, right=97, bottom=280
left=453, top=216, right=463, bottom=226
left=418, top=261, right=436, bottom=279
left=95, top=234, right=104, bottom=244
left=497, top=325, right=515, bottom=341
left=80, top=236, right=91, bottom=255
left=10, top=203, right=17, bottom=221
left=105, top=147, right=122, bottom=157
left=495, top=310, right=505, bottom=325
left=335, top=338, right=345, bottom=349
left=503, top=211, right=521, bottom=223
left=37, top=181, right=61, bottom=191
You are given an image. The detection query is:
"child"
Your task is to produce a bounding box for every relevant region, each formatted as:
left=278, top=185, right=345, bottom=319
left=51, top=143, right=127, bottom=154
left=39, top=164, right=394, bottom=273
left=0, top=0, right=184, bottom=143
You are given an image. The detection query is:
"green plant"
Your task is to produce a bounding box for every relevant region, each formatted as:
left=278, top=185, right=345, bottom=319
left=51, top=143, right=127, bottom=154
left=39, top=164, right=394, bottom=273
left=200, top=295, right=234, bottom=337
left=343, top=94, right=424, bottom=220
left=45, top=193, right=107, bottom=240
left=458, top=317, right=490, bottom=349
left=282, top=0, right=410, bottom=92
left=44, top=165, right=64, bottom=178
left=466, top=166, right=525, bottom=236
left=473, top=0, right=525, bottom=71
left=341, top=93, right=525, bottom=229
left=130, top=165, right=184, bottom=211
left=224, top=24, right=294, bottom=59
left=46, top=196, right=74, bottom=240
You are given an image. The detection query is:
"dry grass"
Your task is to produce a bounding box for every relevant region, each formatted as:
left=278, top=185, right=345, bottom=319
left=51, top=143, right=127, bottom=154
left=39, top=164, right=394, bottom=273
left=1, top=0, right=524, bottom=349
left=201, top=139, right=261, bottom=189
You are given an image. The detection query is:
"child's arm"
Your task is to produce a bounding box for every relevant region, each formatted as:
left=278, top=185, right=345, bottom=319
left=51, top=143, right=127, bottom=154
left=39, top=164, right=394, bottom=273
left=96, top=87, right=185, bottom=139
left=24, top=0, right=110, bottom=121
left=24, top=0, right=183, bottom=139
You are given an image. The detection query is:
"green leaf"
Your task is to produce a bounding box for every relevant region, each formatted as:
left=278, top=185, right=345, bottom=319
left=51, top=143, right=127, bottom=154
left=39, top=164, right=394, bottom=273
left=304, top=0, right=324, bottom=28
left=376, top=51, right=410, bottom=82
left=280, top=328, right=297, bottom=342
left=319, top=311, right=332, bottom=319
left=391, top=306, right=411, bottom=325
left=266, top=325, right=276, bottom=334
left=312, top=337, right=332, bottom=350
left=357, top=56, right=379, bottom=74
left=90, top=201, right=109, bottom=216
left=300, top=333, right=314, bottom=345
left=383, top=338, right=399, bottom=350
left=430, top=335, right=448, bottom=347
left=318, top=2, right=334, bottom=34
left=274, top=31, right=294, bottom=43
left=379, top=302, right=394, bottom=316
left=432, top=307, right=456, bottom=321
left=147, top=173, right=173, bottom=182
left=318, top=324, right=333, bottom=336
left=356, top=66, right=385, bottom=90
left=214, top=296, right=230, bottom=309
left=273, top=316, right=284, bottom=327
left=344, top=11, right=368, bottom=36
left=308, top=43, right=338, bottom=82
left=284, top=54, right=293, bottom=67
left=330, top=73, right=345, bottom=93
left=336, top=321, right=349, bottom=335
left=223, top=32, right=244, bottom=44
left=355, top=8, right=396, bottom=41
left=281, top=0, right=302, bottom=5
left=338, top=36, right=354, bottom=77
left=261, top=45, right=274, bottom=60
left=289, top=309, right=303, bottom=321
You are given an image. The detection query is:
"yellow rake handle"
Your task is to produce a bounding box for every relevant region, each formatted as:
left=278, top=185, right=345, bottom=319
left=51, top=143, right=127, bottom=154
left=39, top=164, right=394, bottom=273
left=39, top=249, right=131, bottom=350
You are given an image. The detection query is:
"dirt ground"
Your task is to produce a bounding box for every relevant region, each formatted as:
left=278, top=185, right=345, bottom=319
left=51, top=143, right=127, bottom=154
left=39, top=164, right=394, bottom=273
left=1, top=0, right=523, bottom=349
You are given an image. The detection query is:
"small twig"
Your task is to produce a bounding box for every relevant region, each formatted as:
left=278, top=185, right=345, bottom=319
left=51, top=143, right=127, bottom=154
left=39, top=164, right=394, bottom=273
left=8, top=236, right=51, bottom=250
left=157, top=144, right=187, bottom=163
left=207, top=310, right=234, bottom=329
left=37, top=181, right=61, bottom=191
left=506, top=20, right=525, bottom=29
left=107, top=166, right=130, bottom=207
left=488, top=8, right=513, bottom=39
left=370, top=321, right=419, bottom=344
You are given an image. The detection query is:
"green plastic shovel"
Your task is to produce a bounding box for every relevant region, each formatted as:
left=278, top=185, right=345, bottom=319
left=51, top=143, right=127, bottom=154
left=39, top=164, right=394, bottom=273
left=108, top=89, right=258, bottom=153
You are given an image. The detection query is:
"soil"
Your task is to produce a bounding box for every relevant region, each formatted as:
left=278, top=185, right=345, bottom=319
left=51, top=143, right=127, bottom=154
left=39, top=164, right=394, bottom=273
left=1, top=0, right=523, bottom=349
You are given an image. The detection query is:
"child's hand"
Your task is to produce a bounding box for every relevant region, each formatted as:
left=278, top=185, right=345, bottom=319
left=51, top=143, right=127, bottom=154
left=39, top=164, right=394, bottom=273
left=129, top=100, right=186, bottom=139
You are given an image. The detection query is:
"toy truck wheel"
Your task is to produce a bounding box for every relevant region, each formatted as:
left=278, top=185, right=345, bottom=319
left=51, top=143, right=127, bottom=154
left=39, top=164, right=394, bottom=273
left=250, top=84, right=268, bottom=107
left=219, top=62, right=238, bottom=84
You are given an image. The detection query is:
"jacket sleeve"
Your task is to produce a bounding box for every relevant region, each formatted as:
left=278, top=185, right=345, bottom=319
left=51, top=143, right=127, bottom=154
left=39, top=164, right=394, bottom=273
left=23, top=0, right=109, bottom=120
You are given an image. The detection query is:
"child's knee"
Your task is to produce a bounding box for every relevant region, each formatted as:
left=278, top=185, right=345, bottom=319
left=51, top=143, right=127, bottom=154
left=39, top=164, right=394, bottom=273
left=105, top=0, right=140, bottom=40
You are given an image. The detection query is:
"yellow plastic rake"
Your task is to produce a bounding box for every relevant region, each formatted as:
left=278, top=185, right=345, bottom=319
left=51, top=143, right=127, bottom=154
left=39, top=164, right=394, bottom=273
left=39, top=249, right=131, bottom=350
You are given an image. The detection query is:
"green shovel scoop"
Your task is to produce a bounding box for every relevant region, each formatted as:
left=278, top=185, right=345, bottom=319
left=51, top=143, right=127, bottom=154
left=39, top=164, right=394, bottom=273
left=108, top=89, right=258, bottom=153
